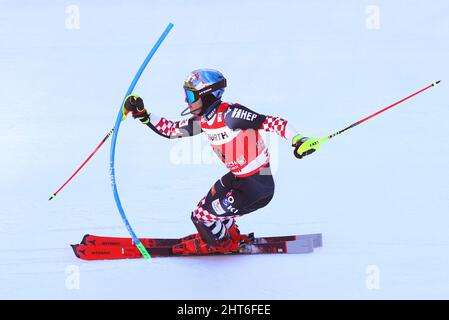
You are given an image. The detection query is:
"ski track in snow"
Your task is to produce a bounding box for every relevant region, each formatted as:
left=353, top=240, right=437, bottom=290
left=1, top=0, right=449, bottom=299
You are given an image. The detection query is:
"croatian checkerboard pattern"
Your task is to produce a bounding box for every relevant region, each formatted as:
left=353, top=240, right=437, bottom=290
left=262, top=116, right=287, bottom=138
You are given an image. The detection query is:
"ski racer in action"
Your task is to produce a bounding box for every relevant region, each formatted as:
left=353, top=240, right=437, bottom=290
left=123, top=69, right=319, bottom=255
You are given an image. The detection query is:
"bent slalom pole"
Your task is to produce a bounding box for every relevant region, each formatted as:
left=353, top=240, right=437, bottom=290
left=301, top=81, right=441, bottom=153
left=110, top=23, right=174, bottom=260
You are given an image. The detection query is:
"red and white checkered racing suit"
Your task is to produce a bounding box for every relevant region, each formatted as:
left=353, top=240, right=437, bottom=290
left=141, top=101, right=299, bottom=242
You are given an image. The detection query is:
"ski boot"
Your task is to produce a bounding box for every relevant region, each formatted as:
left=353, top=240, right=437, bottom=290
left=227, top=221, right=248, bottom=243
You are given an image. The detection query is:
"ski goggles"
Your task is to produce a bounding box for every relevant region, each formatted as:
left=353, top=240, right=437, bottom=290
left=184, top=89, right=198, bottom=104
left=183, top=79, right=227, bottom=104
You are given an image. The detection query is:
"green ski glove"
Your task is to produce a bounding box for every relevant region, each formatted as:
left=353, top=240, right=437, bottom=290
left=292, top=134, right=320, bottom=159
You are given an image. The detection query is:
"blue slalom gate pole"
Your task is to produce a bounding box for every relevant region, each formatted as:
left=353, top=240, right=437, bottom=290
left=110, top=23, right=174, bottom=259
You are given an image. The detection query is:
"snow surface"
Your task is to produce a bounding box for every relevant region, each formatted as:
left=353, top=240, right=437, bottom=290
left=1, top=0, right=448, bottom=299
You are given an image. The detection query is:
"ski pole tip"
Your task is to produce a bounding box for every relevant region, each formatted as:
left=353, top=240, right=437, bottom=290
left=433, top=80, right=441, bottom=86
left=49, top=193, right=56, bottom=201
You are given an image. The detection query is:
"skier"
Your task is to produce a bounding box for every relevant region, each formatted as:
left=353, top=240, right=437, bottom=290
left=123, top=69, right=319, bottom=255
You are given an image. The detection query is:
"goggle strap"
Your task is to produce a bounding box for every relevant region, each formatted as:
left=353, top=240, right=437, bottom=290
left=197, top=79, right=227, bottom=97
left=184, top=78, right=227, bottom=98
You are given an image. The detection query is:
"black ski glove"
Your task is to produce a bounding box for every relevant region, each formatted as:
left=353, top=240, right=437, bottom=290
left=124, top=94, right=150, bottom=123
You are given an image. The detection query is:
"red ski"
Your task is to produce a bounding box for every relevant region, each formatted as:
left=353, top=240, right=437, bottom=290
left=79, top=233, right=321, bottom=248
left=71, top=233, right=322, bottom=260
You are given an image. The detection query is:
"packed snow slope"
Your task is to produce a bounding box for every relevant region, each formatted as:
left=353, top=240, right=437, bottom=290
left=0, top=0, right=448, bottom=299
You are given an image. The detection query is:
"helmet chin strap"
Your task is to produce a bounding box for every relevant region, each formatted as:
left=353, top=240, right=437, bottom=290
left=180, top=104, right=203, bottom=116
left=180, top=94, right=219, bottom=116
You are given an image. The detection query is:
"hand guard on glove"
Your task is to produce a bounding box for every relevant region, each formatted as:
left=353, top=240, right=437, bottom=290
left=292, top=134, right=320, bottom=159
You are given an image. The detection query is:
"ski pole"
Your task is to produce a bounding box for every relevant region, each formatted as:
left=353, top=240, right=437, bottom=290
left=306, top=80, right=441, bottom=151
left=49, top=128, right=114, bottom=201
left=48, top=112, right=129, bottom=201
